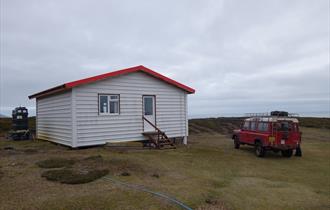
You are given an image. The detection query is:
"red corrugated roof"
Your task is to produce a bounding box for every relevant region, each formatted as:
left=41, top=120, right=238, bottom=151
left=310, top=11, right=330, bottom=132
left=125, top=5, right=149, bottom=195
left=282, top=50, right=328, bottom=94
left=29, top=65, right=195, bottom=99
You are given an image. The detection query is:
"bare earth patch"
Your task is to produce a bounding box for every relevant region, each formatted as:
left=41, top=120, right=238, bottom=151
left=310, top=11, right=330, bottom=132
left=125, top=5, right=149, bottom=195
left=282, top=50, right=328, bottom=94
left=37, top=155, right=110, bottom=184
left=41, top=168, right=109, bottom=184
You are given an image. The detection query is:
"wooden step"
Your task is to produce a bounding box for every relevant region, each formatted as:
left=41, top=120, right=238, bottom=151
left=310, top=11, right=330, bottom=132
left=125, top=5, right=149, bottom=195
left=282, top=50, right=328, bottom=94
left=141, top=117, right=175, bottom=149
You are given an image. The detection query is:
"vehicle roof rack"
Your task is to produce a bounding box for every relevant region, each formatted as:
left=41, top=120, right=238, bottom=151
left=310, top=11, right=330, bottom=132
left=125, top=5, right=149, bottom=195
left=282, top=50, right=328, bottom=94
left=245, top=112, right=299, bottom=118
left=245, top=113, right=269, bottom=117
left=288, top=113, right=299, bottom=117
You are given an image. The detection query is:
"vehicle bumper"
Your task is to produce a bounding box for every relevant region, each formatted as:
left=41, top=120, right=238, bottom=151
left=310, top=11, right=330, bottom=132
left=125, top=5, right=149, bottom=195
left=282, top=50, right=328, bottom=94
left=267, top=144, right=298, bottom=150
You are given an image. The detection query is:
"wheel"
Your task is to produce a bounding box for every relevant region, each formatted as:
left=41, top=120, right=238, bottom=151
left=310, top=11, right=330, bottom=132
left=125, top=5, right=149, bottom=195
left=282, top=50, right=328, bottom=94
left=12, top=133, right=19, bottom=141
left=281, top=149, right=293, bottom=158
left=23, top=132, right=30, bottom=140
left=295, top=145, right=302, bottom=157
left=255, top=141, right=266, bottom=157
left=234, top=136, right=240, bottom=149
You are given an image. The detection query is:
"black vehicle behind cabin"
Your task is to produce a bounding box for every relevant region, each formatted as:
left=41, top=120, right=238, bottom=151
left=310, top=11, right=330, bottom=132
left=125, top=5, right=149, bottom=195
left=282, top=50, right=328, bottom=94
left=10, top=107, right=30, bottom=140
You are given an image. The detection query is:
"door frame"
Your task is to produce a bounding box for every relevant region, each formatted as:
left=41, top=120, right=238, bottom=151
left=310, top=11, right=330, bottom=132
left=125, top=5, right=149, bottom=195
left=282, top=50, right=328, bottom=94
left=142, top=95, right=157, bottom=131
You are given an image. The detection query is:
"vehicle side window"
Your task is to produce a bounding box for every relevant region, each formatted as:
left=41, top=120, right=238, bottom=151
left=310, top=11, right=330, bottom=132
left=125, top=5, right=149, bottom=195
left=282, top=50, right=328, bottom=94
left=277, top=122, right=289, bottom=131
left=250, top=121, right=256, bottom=131
left=264, top=123, right=269, bottom=131
left=243, top=121, right=250, bottom=130
left=257, top=122, right=268, bottom=132
left=293, top=123, right=299, bottom=132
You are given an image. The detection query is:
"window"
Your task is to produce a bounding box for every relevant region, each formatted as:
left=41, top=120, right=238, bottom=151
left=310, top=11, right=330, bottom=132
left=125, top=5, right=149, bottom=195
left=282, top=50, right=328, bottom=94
left=99, top=94, right=119, bottom=115
left=257, top=122, right=268, bottom=132
left=144, top=97, right=153, bottom=115
left=243, top=121, right=250, bottom=130
left=276, top=121, right=290, bottom=131
left=99, top=95, right=108, bottom=113
left=250, top=121, right=256, bottom=130
left=109, top=95, right=119, bottom=114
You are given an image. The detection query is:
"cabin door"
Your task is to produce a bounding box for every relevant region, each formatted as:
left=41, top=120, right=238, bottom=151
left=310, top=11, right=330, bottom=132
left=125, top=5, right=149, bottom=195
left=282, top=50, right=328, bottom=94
left=143, top=95, right=156, bottom=132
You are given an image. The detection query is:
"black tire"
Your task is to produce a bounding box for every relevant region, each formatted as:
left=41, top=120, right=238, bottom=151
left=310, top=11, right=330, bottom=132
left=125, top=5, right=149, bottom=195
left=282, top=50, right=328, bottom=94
left=12, top=134, right=19, bottom=141
left=295, top=145, right=302, bottom=157
left=281, top=149, right=293, bottom=158
left=23, top=132, right=30, bottom=140
left=234, top=136, right=240, bottom=149
left=255, top=141, right=266, bottom=157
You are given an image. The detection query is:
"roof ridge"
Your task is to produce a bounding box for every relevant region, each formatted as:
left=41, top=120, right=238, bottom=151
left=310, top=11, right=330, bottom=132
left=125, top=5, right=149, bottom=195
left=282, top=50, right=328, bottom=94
left=29, top=65, right=195, bottom=99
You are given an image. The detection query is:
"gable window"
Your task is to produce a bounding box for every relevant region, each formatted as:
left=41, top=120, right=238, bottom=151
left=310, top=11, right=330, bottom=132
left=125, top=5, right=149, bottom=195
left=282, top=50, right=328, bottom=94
left=99, top=94, right=120, bottom=115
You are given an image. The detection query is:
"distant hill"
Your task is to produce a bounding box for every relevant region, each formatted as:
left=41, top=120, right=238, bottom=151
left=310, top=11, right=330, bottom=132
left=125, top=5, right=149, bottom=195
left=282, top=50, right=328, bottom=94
left=0, top=113, right=9, bottom=118
left=189, top=117, right=330, bottom=135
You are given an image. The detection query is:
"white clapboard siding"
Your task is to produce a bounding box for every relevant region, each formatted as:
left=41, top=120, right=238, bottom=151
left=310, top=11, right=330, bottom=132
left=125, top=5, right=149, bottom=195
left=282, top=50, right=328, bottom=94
left=74, top=71, right=187, bottom=146
left=37, top=91, right=73, bottom=146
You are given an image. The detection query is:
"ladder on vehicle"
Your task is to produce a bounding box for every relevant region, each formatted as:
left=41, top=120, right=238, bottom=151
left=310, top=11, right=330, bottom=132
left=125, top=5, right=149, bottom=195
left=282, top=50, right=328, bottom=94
left=142, top=116, right=176, bottom=149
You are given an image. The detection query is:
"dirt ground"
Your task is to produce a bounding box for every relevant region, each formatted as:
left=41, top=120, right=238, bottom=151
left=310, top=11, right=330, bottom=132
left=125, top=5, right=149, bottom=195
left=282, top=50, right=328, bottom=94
left=0, top=126, right=329, bottom=210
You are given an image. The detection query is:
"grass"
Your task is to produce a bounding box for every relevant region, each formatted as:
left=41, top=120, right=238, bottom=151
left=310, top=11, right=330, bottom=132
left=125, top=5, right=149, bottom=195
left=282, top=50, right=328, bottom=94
left=189, top=117, right=243, bottom=135
left=298, top=117, right=330, bottom=129
left=36, top=158, right=76, bottom=168
left=0, top=118, right=329, bottom=209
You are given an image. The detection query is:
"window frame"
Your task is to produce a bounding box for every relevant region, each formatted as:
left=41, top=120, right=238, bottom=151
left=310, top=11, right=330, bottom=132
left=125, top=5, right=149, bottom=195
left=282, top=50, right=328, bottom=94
left=98, top=94, right=120, bottom=115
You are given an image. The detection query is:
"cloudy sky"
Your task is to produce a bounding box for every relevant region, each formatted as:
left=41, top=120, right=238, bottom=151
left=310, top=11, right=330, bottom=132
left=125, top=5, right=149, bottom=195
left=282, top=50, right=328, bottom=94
left=0, top=0, right=329, bottom=117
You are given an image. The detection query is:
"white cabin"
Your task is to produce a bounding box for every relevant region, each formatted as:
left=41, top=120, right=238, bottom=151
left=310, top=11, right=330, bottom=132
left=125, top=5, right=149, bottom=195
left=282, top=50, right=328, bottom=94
left=29, top=65, right=195, bottom=148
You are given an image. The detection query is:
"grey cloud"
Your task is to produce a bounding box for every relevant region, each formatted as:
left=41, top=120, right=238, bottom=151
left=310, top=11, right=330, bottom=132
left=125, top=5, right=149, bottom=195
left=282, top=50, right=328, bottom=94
left=0, top=0, right=329, bottom=117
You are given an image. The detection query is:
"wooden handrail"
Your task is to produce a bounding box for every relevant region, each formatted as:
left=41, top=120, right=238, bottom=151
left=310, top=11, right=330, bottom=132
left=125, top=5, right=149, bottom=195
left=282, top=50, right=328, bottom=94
left=142, top=116, right=173, bottom=149
left=142, top=116, right=162, bottom=133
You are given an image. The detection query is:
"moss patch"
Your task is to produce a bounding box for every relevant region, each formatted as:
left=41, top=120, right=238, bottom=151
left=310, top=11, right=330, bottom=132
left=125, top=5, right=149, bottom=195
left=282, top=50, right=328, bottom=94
left=41, top=168, right=109, bottom=184
left=36, top=158, right=75, bottom=168
left=39, top=155, right=109, bottom=184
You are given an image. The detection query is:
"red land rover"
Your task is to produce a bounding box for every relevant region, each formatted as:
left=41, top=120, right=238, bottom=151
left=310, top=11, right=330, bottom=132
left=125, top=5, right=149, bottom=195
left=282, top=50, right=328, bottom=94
left=232, top=111, right=302, bottom=158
